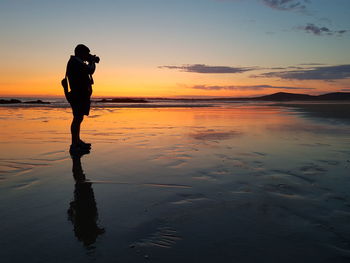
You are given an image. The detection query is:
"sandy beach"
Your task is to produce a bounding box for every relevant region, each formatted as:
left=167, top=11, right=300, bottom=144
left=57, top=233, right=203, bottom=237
left=1, top=102, right=350, bottom=262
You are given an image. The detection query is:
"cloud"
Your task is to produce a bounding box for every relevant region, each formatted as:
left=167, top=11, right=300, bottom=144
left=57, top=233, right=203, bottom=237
left=257, top=65, right=350, bottom=80
left=298, top=23, right=348, bottom=36
left=218, top=0, right=310, bottom=12
left=159, top=64, right=256, bottom=74
left=298, top=63, right=326, bottom=66
left=270, top=66, right=306, bottom=70
left=190, top=84, right=314, bottom=91
left=341, top=88, right=350, bottom=92
left=261, top=0, right=309, bottom=11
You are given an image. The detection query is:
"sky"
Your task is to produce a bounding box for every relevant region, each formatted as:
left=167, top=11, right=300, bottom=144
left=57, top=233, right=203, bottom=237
left=1, top=0, right=350, bottom=98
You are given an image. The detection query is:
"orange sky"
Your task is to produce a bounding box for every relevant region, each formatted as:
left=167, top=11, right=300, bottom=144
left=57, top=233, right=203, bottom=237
left=0, top=67, right=343, bottom=98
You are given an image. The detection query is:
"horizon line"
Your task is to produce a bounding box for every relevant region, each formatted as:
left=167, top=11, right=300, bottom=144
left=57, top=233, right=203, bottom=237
left=1, top=91, right=349, bottom=100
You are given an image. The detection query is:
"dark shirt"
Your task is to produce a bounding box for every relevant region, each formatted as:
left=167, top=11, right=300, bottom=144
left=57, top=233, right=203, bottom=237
left=66, top=56, right=94, bottom=99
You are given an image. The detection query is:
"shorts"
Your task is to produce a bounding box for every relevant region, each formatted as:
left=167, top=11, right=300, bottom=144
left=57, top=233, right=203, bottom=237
left=69, top=97, right=91, bottom=117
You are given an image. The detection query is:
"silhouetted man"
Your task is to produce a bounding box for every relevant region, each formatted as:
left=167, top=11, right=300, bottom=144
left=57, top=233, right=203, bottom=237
left=65, top=44, right=99, bottom=152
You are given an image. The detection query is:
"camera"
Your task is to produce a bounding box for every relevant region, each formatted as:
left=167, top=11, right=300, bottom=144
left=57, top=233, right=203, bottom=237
left=88, top=54, right=100, bottom=63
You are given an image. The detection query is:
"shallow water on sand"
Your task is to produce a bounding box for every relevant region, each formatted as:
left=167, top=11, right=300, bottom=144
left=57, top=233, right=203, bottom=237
left=1, top=105, right=350, bottom=262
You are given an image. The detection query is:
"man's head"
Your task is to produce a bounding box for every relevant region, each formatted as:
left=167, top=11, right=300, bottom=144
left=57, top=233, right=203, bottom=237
left=74, top=44, right=90, bottom=61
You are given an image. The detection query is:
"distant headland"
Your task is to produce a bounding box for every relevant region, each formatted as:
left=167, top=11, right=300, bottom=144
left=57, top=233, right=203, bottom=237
left=0, top=99, right=51, bottom=104
left=248, top=92, right=350, bottom=101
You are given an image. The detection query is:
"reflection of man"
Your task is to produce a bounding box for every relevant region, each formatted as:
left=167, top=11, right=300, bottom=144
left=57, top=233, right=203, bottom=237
left=68, top=151, right=105, bottom=248
left=65, top=44, right=99, bottom=152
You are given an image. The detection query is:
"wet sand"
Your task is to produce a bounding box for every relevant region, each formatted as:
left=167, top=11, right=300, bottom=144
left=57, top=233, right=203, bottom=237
left=273, top=102, right=350, bottom=124
left=1, top=104, right=350, bottom=262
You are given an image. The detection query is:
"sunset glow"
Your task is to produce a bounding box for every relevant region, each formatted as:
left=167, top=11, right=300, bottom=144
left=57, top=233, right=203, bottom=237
left=1, top=0, right=349, bottom=98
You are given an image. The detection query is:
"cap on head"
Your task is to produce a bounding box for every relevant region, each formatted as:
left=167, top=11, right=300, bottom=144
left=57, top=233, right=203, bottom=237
left=74, top=44, right=90, bottom=56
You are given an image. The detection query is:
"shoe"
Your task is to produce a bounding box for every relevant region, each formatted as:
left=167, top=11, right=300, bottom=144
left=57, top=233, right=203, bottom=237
left=79, top=139, right=91, bottom=148
left=77, top=141, right=91, bottom=149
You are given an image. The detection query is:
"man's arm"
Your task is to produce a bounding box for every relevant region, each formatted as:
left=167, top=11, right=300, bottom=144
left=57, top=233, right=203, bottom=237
left=73, top=56, right=96, bottom=75
left=86, top=61, right=96, bottom=75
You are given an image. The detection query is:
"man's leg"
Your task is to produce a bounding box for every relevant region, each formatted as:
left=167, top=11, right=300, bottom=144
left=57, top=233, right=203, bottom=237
left=71, top=115, right=84, bottom=145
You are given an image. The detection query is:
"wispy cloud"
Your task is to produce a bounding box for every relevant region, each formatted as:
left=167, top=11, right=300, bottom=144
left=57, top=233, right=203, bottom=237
left=298, top=63, right=326, bottom=66
left=297, top=23, right=348, bottom=36
left=163, top=63, right=350, bottom=82
left=261, top=0, right=310, bottom=12
left=218, top=0, right=310, bottom=12
left=256, top=65, right=350, bottom=80
left=159, top=64, right=256, bottom=74
left=190, top=84, right=313, bottom=91
left=270, top=66, right=306, bottom=70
